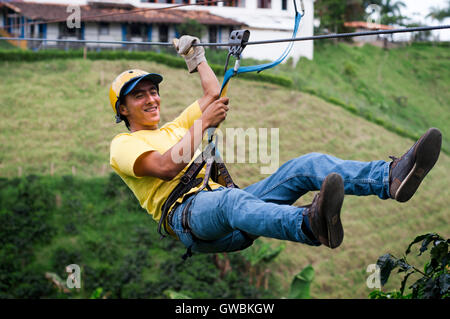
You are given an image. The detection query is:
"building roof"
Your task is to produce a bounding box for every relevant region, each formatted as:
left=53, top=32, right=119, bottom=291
left=1, top=1, right=243, bottom=26
left=344, top=21, right=395, bottom=31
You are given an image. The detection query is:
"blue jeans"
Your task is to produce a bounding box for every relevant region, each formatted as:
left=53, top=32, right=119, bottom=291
left=168, top=153, right=391, bottom=254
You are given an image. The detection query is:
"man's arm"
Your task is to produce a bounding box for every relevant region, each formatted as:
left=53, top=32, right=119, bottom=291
left=197, top=61, right=221, bottom=112
left=134, top=36, right=224, bottom=180
left=133, top=97, right=229, bottom=180
left=174, top=35, right=221, bottom=112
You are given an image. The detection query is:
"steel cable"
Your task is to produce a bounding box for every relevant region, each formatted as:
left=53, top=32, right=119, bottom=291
left=1, top=25, right=449, bottom=47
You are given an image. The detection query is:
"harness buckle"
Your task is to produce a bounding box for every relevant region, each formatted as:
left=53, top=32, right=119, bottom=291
left=180, top=175, right=190, bottom=185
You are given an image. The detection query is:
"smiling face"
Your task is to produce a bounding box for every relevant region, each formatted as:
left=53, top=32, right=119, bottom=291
left=119, top=79, right=161, bottom=132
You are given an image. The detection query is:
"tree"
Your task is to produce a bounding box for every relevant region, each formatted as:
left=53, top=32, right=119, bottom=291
left=176, top=19, right=206, bottom=39
left=427, top=0, right=450, bottom=23
left=315, top=0, right=365, bottom=34
left=362, top=0, right=407, bottom=25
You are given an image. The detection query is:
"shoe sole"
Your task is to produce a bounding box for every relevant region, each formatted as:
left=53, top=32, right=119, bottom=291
left=321, top=173, right=345, bottom=249
left=395, top=128, right=442, bottom=203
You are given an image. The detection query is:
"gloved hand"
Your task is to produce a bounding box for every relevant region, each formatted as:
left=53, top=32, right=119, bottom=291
left=173, top=35, right=206, bottom=73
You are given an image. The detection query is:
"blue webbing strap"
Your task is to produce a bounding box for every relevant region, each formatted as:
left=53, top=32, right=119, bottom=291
left=207, top=1, right=304, bottom=143
left=200, top=0, right=304, bottom=191
left=220, top=12, right=303, bottom=94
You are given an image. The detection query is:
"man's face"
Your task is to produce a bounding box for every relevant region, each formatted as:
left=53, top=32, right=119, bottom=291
left=121, top=79, right=161, bottom=131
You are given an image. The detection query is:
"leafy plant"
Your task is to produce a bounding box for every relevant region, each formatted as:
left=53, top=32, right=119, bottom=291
left=288, top=265, right=315, bottom=299
left=240, top=240, right=285, bottom=289
left=164, top=289, right=192, bottom=299
left=370, top=233, right=450, bottom=299
left=90, top=287, right=104, bottom=299
left=241, top=240, right=285, bottom=267
left=176, top=19, right=206, bottom=39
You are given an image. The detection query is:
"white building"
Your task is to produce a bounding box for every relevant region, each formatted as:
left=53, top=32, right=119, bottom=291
left=131, top=0, right=315, bottom=63
left=1, top=0, right=315, bottom=62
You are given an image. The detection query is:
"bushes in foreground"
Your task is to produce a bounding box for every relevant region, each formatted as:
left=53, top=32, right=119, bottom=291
left=0, top=174, right=270, bottom=299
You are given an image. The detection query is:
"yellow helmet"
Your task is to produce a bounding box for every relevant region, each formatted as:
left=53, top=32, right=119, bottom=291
left=109, top=69, right=163, bottom=123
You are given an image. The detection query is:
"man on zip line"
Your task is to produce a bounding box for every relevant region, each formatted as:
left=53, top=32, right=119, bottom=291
left=109, top=35, right=442, bottom=257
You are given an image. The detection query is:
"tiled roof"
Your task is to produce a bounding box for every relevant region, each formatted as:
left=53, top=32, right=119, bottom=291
left=1, top=1, right=244, bottom=26
left=344, top=21, right=395, bottom=31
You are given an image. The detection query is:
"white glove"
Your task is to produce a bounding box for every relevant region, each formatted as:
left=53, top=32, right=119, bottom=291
left=173, top=35, right=206, bottom=73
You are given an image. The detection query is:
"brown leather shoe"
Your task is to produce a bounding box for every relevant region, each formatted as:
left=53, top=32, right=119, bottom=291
left=389, top=128, right=442, bottom=202
left=303, top=173, right=345, bottom=249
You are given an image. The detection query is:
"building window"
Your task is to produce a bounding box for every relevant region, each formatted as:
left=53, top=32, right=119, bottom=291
left=38, top=24, right=46, bottom=38
left=30, top=24, right=35, bottom=38
left=209, top=26, right=217, bottom=43
left=141, top=0, right=189, bottom=3
left=282, top=0, right=287, bottom=10
left=257, top=0, right=271, bottom=9
left=159, top=25, right=169, bottom=42
left=7, top=13, right=21, bottom=35
left=203, top=0, right=218, bottom=6
left=223, top=0, right=244, bottom=7
left=99, top=22, right=109, bottom=36
left=59, top=22, right=81, bottom=38
left=130, top=23, right=142, bottom=38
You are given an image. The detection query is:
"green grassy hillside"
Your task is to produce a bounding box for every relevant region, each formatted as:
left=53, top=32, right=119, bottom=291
left=208, top=42, right=450, bottom=152
left=274, top=42, right=450, bottom=152
left=0, top=58, right=448, bottom=298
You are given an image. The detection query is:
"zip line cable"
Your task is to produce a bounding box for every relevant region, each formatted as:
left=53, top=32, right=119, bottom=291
left=1, top=0, right=229, bottom=30
left=234, top=24, right=450, bottom=47
left=1, top=25, right=449, bottom=47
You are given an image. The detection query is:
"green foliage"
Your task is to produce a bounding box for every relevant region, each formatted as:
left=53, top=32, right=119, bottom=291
left=176, top=19, right=207, bottom=39
left=288, top=265, right=315, bottom=299
left=427, top=1, right=450, bottom=22
left=240, top=240, right=285, bottom=267
left=0, top=40, right=17, bottom=50
left=370, top=233, right=450, bottom=299
left=0, top=174, right=272, bottom=299
left=164, top=289, right=192, bottom=299
left=277, top=43, right=450, bottom=154
left=314, top=0, right=407, bottom=33
left=0, top=49, right=292, bottom=88
left=343, top=61, right=357, bottom=77
left=362, top=0, right=408, bottom=26
left=315, top=0, right=352, bottom=34
left=0, top=175, right=57, bottom=298
left=90, top=287, right=104, bottom=299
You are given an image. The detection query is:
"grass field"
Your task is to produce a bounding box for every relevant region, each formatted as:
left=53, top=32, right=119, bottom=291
left=274, top=42, right=450, bottom=152
left=0, top=57, right=449, bottom=298
left=208, top=42, right=450, bottom=152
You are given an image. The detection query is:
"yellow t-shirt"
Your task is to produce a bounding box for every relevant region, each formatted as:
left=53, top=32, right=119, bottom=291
left=109, top=100, right=222, bottom=234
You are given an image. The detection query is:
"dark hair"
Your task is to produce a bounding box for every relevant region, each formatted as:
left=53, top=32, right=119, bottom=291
left=122, top=115, right=131, bottom=131
left=118, top=96, right=131, bottom=131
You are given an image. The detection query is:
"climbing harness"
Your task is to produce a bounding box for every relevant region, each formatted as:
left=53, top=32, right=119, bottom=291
left=158, top=142, right=238, bottom=238
left=159, top=0, right=305, bottom=244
